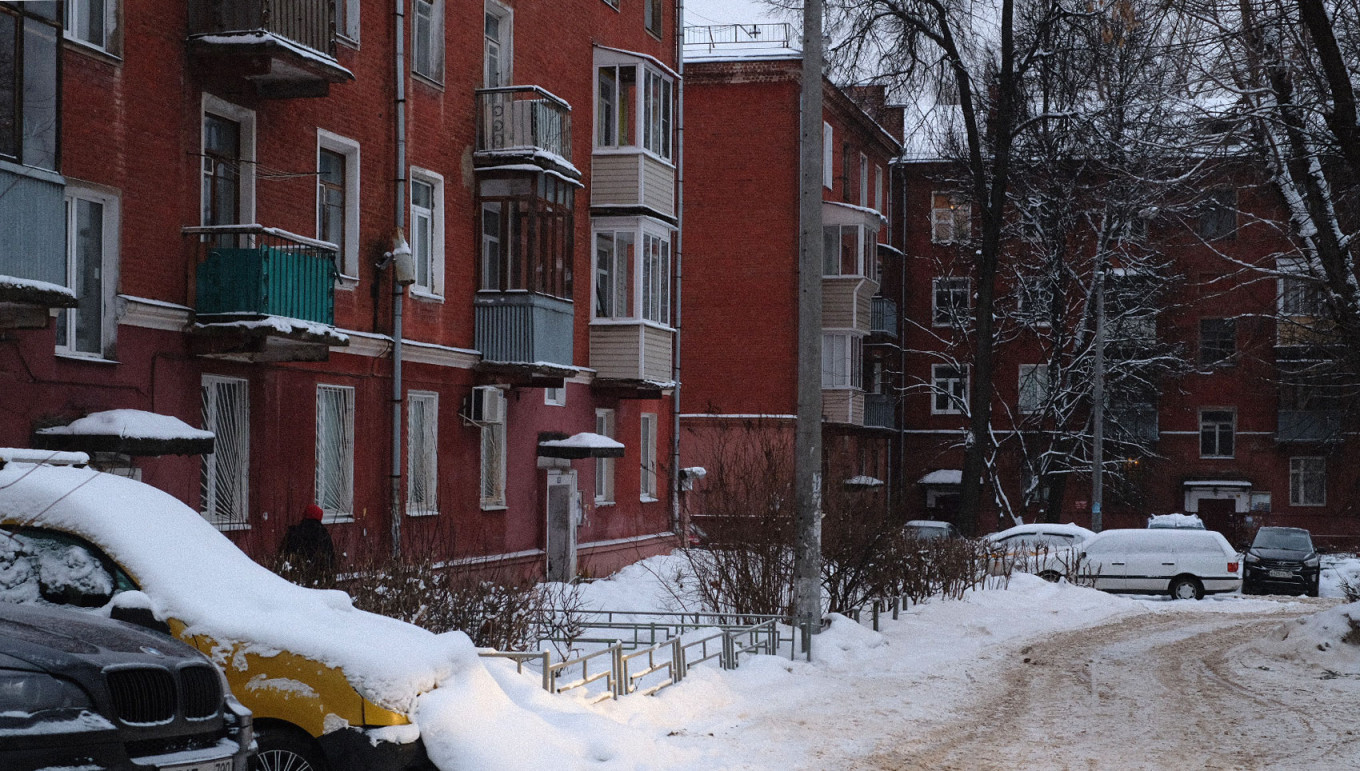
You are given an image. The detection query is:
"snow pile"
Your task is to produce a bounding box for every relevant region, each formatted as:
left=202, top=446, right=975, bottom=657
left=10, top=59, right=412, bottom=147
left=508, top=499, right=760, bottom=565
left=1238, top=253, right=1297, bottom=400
left=34, top=409, right=214, bottom=441
left=1254, top=600, right=1360, bottom=674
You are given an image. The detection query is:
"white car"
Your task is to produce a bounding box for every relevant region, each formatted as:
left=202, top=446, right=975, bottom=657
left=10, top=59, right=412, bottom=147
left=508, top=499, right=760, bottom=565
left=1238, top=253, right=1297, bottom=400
left=985, top=523, right=1096, bottom=581
left=1079, top=528, right=1241, bottom=599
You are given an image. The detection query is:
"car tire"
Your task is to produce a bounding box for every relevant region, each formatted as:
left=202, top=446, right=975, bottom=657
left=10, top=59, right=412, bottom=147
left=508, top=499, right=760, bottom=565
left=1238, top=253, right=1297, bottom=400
left=253, top=724, right=328, bottom=771
left=1038, top=570, right=1061, bottom=583
left=1170, top=576, right=1204, bottom=601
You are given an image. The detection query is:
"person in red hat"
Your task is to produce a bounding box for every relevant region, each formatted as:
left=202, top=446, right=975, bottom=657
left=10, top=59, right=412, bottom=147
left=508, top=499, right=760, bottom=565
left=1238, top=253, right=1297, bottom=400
left=279, top=503, right=335, bottom=575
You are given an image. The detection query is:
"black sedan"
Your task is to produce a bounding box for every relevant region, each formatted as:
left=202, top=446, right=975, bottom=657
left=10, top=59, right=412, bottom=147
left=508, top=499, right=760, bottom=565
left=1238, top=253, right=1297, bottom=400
left=0, top=602, right=253, bottom=771
left=1242, top=526, right=1321, bottom=597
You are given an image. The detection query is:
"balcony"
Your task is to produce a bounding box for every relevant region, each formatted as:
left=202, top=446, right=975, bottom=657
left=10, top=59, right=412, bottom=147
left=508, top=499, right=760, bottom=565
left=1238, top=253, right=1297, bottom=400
left=475, top=87, right=576, bottom=177
left=475, top=293, right=575, bottom=385
left=865, top=393, right=895, bottom=429
left=823, top=389, right=865, bottom=426
left=1277, top=410, right=1342, bottom=443
left=1107, top=404, right=1158, bottom=445
left=184, top=225, right=347, bottom=361
left=0, top=164, right=75, bottom=328
left=870, top=297, right=897, bottom=339
left=589, top=322, right=674, bottom=397
left=187, top=0, right=353, bottom=98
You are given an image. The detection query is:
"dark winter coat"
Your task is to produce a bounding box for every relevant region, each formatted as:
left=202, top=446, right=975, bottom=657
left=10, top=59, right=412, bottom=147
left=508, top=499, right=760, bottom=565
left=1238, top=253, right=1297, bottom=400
left=280, top=518, right=335, bottom=572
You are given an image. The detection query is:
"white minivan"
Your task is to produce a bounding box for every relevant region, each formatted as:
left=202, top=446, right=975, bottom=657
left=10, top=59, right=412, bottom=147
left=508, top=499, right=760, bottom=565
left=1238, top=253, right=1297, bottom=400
left=1079, top=528, right=1241, bottom=599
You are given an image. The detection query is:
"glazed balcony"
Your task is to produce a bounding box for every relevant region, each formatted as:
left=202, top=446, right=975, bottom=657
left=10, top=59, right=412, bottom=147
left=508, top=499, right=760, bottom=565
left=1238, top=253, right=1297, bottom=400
left=0, top=165, right=75, bottom=328
left=475, top=87, right=575, bottom=176
left=187, top=0, right=353, bottom=98
left=475, top=293, right=575, bottom=385
left=184, top=225, right=347, bottom=361
left=1276, top=410, right=1342, bottom=443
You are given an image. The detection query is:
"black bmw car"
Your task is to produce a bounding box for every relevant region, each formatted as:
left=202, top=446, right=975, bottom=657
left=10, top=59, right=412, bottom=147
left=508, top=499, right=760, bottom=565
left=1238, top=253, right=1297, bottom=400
left=0, top=602, right=253, bottom=771
left=1242, top=526, right=1321, bottom=597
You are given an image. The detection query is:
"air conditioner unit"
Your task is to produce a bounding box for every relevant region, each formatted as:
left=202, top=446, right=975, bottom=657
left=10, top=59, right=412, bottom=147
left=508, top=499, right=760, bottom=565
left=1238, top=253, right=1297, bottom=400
left=471, top=387, right=504, bottom=423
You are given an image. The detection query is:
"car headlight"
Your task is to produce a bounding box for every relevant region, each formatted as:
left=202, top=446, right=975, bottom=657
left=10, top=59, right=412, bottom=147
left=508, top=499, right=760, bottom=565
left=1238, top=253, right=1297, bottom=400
left=0, top=669, right=91, bottom=712
left=1305, top=555, right=1320, bottom=568
left=1244, top=552, right=1260, bottom=564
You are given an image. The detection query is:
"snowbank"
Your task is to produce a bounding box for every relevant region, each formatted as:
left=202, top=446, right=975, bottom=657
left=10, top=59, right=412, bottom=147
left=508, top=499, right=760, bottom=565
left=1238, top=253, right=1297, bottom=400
left=1254, top=600, right=1360, bottom=674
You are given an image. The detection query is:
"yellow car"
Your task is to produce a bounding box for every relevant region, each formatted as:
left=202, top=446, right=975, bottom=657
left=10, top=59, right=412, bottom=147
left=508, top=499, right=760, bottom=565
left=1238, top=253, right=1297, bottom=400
left=0, top=451, right=470, bottom=771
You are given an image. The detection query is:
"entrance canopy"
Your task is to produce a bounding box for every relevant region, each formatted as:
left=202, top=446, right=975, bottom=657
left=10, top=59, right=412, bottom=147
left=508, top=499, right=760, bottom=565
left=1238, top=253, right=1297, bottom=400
left=33, top=409, right=215, bottom=456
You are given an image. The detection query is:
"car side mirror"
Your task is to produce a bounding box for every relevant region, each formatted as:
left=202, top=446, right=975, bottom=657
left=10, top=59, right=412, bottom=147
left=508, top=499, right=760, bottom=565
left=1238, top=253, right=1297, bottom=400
left=109, top=594, right=171, bottom=636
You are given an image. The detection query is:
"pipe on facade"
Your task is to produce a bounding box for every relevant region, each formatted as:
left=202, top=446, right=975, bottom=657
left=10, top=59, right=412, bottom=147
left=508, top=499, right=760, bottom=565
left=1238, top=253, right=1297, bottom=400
left=390, top=0, right=409, bottom=561
left=670, top=0, right=685, bottom=543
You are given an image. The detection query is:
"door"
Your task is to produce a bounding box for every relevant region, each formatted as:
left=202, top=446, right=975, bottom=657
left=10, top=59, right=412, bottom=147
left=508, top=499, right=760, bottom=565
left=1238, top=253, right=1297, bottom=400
left=1197, top=498, right=1239, bottom=542
left=1121, top=532, right=1178, bottom=592
left=545, top=470, right=577, bottom=582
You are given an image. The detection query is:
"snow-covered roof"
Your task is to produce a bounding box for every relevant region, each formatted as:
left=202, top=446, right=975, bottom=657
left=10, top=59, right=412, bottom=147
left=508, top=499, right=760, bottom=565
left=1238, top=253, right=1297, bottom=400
left=1181, top=480, right=1251, bottom=488
left=34, top=410, right=215, bottom=457
left=919, top=469, right=962, bottom=486
left=0, top=448, right=88, bottom=466
left=537, top=432, right=625, bottom=459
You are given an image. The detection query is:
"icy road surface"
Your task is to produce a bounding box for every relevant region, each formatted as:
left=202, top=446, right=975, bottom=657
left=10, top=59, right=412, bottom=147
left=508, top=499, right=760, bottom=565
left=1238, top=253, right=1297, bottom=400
left=853, top=597, right=1360, bottom=770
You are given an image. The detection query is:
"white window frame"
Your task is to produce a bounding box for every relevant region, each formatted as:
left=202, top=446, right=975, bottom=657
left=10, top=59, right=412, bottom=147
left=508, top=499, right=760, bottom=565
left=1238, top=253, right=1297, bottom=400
left=823, top=224, right=871, bottom=278
left=1290, top=457, right=1326, bottom=507
left=315, top=385, right=356, bottom=523
left=595, top=408, right=616, bottom=505
left=336, top=0, right=360, bottom=44
left=823, top=122, right=834, bottom=189
left=821, top=332, right=863, bottom=389
left=64, top=0, right=119, bottom=54
left=483, top=0, right=512, bottom=88
left=412, top=0, right=444, bottom=82
left=932, top=277, right=970, bottom=327
left=201, top=375, right=249, bottom=530
left=593, top=56, right=674, bottom=163
left=407, top=391, right=439, bottom=516
left=317, top=130, right=361, bottom=282
left=640, top=412, right=658, bottom=501
left=57, top=182, right=119, bottom=360
left=931, top=364, right=968, bottom=415
left=409, top=167, right=445, bottom=298
left=201, top=95, right=256, bottom=228
left=931, top=191, right=969, bottom=243
left=1198, top=408, right=1236, bottom=459
left=478, top=386, right=508, bottom=509
left=1018, top=364, right=1049, bottom=414
left=545, top=385, right=566, bottom=406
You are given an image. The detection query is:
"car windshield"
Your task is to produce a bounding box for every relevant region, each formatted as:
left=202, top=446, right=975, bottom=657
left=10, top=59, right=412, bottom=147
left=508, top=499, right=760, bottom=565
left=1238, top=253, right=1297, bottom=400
left=1252, top=529, right=1313, bottom=551
left=906, top=526, right=950, bottom=540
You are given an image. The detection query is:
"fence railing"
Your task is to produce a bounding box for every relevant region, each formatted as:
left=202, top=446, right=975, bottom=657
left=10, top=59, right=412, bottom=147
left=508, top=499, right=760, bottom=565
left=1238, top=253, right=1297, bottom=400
left=188, top=0, right=336, bottom=57
left=475, top=86, right=572, bottom=163
left=683, top=23, right=797, bottom=52
left=183, top=224, right=338, bottom=325
left=871, top=296, right=898, bottom=337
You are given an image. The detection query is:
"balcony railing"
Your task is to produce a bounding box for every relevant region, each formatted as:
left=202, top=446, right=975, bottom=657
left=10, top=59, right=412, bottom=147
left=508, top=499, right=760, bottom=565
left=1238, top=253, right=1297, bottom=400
left=1107, top=405, right=1158, bottom=444
left=870, top=297, right=897, bottom=338
left=189, top=0, right=335, bottom=57
left=683, top=23, right=798, bottom=52
left=865, top=393, right=895, bottom=429
left=475, top=293, right=574, bottom=368
left=1277, top=410, right=1342, bottom=443
left=185, top=225, right=337, bottom=325
left=475, top=86, right=572, bottom=165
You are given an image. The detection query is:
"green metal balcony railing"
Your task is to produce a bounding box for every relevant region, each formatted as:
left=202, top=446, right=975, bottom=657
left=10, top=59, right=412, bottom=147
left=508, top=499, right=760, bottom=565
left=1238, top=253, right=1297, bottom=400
left=185, top=225, right=337, bottom=325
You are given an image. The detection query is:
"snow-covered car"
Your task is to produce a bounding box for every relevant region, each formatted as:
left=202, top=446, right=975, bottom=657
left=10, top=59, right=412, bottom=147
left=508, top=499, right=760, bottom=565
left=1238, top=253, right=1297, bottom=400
left=1242, top=526, right=1321, bottom=596
left=0, top=452, right=481, bottom=771
left=1078, top=528, right=1241, bottom=599
left=903, top=520, right=961, bottom=540
left=984, top=523, right=1097, bottom=581
left=0, top=601, right=253, bottom=771
left=1147, top=512, right=1205, bottom=529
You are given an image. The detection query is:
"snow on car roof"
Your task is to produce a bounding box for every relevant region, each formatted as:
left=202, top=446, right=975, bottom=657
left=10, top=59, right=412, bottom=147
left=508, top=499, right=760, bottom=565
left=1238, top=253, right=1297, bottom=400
left=987, top=523, right=1096, bottom=542
left=0, top=461, right=473, bottom=714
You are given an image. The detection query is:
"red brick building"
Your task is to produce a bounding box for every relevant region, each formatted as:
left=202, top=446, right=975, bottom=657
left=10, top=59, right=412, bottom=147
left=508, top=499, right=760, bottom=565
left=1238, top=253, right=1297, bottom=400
left=0, top=0, right=684, bottom=575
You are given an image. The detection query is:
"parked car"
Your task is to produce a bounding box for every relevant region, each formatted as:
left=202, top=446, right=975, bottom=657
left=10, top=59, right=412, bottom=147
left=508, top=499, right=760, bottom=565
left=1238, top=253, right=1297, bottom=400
left=1242, top=526, right=1321, bottom=597
left=1078, top=528, right=1241, bottom=599
left=1147, top=513, right=1206, bottom=529
left=903, top=520, right=961, bottom=540
left=0, top=601, right=253, bottom=771
left=0, top=452, right=471, bottom=771
left=985, top=523, right=1097, bottom=581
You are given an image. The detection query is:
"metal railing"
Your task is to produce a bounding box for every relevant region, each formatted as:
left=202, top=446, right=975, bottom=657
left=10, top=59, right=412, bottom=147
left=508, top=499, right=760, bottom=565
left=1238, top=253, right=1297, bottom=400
left=1277, top=409, right=1343, bottom=443
left=188, top=0, right=336, bottom=57
left=184, top=225, right=338, bottom=325
left=865, top=393, right=895, bottom=429
left=683, top=23, right=797, bottom=52
left=475, top=86, right=572, bottom=163
left=871, top=297, right=898, bottom=337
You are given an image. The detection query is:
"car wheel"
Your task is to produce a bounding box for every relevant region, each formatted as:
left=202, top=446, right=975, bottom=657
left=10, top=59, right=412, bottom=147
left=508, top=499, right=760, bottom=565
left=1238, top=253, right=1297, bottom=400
left=253, top=725, right=327, bottom=771
left=1170, top=576, right=1204, bottom=601
left=1038, top=570, right=1061, bottom=583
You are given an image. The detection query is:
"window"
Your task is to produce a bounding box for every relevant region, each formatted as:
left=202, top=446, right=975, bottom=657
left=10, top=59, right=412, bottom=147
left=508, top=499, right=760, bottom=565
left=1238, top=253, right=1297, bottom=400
left=644, top=0, right=662, bottom=37
left=407, top=391, right=438, bottom=516
left=1199, top=409, right=1235, bottom=458
left=1, top=3, right=59, bottom=169
left=545, top=385, right=565, bottom=406
left=822, top=122, right=833, bottom=189
left=931, top=365, right=968, bottom=415
left=1199, top=318, right=1236, bottom=366
left=316, top=385, right=355, bottom=522
left=484, top=2, right=511, bottom=88
left=595, top=409, right=616, bottom=504
left=874, top=165, right=884, bottom=213
left=593, top=219, right=671, bottom=325
left=640, top=413, right=658, bottom=500
left=859, top=154, right=869, bottom=207
left=410, top=169, right=444, bottom=296
left=822, top=333, right=863, bottom=389
left=201, top=96, right=255, bottom=228
left=1198, top=187, right=1236, bottom=240
left=317, top=131, right=360, bottom=279
left=1015, top=274, right=1053, bottom=327
left=822, top=224, right=873, bottom=278
left=931, top=192, right=970, bottom=243
left=65, top=0, right=117, bottom=54
left=57, top=186, right=118, bottom=358
left=1018, top=364, right=1049, bottom=414
left=841, top=143, right=851, bottom=202
left=596, top=61, right=673, bottom=161
left=412, top=0, right=443, bottom=81
left=932, top=277, right=970, bottom=326
left=478, top=387, right=507, bottom=508
left=1290, top=457, right=1325, bottom=506
left=478, top=173, right=574, bottom=298
left=336, top=0, right=359, bottom=42
left=201, top=376, right=249, bottom=529
left=1280, top=274, right=1325, bottom=317
left=1107, top=272, right=1157, bottom=343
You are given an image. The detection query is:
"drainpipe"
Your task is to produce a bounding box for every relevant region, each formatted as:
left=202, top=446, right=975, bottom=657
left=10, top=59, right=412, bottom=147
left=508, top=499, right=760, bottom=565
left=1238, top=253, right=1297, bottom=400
left=390, top=0, right=409, bottom=561
left=670, top=0, right=685, bottom=543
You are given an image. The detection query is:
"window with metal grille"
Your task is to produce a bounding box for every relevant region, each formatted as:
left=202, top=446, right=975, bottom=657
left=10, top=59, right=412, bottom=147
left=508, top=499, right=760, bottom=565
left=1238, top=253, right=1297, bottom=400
left=407, top=391, right=438, bottom=516
left=315, top=385, right=355, bottom=521
left=479, top=387, right=506, bottom=508
left=201, top=376, right=249, bottom=529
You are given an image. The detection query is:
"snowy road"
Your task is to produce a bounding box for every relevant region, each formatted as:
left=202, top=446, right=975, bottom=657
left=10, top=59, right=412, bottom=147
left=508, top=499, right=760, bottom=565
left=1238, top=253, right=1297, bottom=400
left=853, top=597, right=1360, bottom=771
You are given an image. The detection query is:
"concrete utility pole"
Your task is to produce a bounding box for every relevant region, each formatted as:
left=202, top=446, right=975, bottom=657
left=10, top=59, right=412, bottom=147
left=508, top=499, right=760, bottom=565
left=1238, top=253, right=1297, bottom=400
left=1091, top=262, right=1105, bottom=533
left=793, top=0, right=825, bottom=632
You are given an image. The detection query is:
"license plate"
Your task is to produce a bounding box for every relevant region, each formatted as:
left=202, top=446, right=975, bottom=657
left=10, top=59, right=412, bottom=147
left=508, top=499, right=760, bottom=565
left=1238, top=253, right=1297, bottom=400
left=161, top=758, right=232, bottom=771
left=1268, top=569, right=1294, bottom=579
